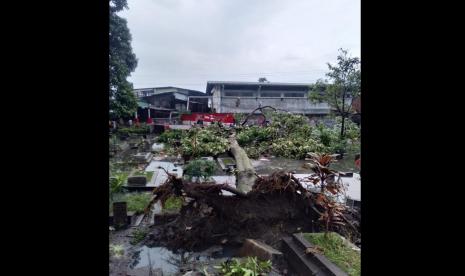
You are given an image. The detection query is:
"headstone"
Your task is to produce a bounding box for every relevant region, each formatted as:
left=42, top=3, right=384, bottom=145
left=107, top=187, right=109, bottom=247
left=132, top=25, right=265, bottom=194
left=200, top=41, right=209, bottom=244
left=127, top=176, right=147, bottom=186
left=113, top=202, right=127, bottom=229
left=133, top=152, right=153, bottom=163
left=238, top=239, right=283, bottom=263
left=151, top=143, right=165, bottom=152
left=200, top=156, right=214, bottom=162
left=217, top=157, right=236, bottom=171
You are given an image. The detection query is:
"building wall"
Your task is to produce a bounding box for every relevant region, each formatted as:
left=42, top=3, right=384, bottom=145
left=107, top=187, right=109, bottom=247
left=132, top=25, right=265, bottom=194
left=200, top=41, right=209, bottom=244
left=212, top=86, right=330, bottom=114
left=211, top=85, right=222, bottom=113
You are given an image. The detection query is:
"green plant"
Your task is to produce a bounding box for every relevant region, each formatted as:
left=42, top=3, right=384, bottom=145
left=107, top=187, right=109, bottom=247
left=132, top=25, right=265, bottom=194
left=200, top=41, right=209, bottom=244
left=184, top=159, right=216, bottom=182
left=130, top=229, right=147, bottom=245
left=303, top=232, right=360, bottom=276
left=124, top=192, right=152, bottom=213
left=110, top=172, right=129, bottom=200
left=216, top=257, right=272, bottom=276
left=306, top=153, right=347, bottom=233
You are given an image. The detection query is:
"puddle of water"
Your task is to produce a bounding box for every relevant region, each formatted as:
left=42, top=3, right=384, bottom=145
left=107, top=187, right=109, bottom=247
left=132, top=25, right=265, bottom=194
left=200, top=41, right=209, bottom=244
left=130, top=246, right=179, bottom=274
left=129, top=245, right=241, bottom=275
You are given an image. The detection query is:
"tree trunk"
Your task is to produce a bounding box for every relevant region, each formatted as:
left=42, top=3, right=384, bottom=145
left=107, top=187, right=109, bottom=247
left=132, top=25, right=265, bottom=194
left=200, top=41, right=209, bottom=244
left=340, top=115, right=346, bottom=140
left=229, top=135, right=257, bottom=194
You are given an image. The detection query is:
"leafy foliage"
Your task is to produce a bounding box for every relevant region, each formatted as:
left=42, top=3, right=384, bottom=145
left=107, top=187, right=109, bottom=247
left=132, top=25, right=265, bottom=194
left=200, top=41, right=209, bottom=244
left=109, top=0, right=138, bottom=119
left=154, top=114, right=359, bottom=160
left=157, top=129, right=183, bottom=145
left=236, top=126, right=275, bottom=145
left=109, top=172, right=128, bottom=200
left=181, top=128, right=229, bottom=157
left=184, top=159, right=216, bottom=182
left=216, top=257, right=272, bottom=276
left=271, top=137, right=325, bottom=159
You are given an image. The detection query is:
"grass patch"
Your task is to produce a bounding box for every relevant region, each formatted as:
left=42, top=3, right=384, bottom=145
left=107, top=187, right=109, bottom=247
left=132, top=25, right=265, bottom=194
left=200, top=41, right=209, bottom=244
left=303, top=232, right=360, bottom=276
left=163, top=196, right=183, bottom=211
left=124, top=192, right=152, bottom=213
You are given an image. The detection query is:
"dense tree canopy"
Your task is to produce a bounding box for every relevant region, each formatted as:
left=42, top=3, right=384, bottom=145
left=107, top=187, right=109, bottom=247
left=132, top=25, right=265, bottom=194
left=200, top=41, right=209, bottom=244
left=109, top=0, right=138, bottom=119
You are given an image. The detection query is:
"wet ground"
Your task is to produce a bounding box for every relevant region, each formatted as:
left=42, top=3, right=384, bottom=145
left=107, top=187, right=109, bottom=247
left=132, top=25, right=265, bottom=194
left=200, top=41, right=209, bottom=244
left=252, top=152, right=358, bottom=176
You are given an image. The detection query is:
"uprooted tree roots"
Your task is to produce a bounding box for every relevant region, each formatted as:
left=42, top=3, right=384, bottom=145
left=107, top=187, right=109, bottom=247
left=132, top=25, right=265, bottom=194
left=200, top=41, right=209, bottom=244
left=145, top=171, right=360, bottom=251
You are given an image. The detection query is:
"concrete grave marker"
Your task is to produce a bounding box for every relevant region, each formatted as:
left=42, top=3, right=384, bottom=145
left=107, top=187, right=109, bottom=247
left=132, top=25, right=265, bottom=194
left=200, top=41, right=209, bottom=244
left=113, top=202, right=128, bottom=229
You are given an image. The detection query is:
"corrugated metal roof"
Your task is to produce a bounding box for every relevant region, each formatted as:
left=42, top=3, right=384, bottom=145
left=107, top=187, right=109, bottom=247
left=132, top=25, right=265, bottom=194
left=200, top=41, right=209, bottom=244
left=137, top=101, right=150, bottom=108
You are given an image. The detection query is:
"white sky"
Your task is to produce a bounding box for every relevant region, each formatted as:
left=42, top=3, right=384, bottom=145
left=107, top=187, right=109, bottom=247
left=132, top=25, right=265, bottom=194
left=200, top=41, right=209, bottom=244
left=120, top=0, right=360, bottom=92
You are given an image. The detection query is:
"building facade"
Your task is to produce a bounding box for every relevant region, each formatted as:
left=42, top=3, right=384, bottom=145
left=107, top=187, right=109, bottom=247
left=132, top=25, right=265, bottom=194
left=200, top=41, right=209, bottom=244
left=206, top=81, right=330, bottom=115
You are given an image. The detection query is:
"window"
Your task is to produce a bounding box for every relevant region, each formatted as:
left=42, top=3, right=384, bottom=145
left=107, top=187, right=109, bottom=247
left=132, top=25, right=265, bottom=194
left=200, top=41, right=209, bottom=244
left=224, top=91, right=254, bottom=97
left=260, top=91, right=281, bottom=97
left=283, top=92, right=306, bottom=98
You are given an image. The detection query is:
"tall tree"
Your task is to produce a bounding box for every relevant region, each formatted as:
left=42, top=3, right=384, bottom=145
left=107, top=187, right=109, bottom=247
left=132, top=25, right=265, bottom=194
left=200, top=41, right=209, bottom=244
left=109, top=0, right=138, bottom=119
left=309, top=49, right=360, bottom=139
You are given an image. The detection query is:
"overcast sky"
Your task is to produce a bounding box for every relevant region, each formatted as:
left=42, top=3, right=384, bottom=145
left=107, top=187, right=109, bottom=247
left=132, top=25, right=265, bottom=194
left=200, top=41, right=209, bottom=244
left=119, top=0, right=360, bottom=92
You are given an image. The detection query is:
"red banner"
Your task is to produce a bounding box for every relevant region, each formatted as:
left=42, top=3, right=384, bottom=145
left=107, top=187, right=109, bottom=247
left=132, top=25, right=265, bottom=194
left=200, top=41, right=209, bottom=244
left=181, top=113, right=235, bottom=124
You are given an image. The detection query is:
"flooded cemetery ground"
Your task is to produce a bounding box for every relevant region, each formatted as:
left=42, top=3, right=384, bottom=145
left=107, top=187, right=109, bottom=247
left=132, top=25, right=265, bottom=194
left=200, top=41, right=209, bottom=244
left=109, top=120, right=360, bottom=276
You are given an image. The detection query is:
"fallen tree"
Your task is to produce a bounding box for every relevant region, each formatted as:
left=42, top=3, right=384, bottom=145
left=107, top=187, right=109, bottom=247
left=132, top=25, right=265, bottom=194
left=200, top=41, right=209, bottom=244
left=145, top=153, right=360, bottom=251
left=229, top=134, right=257, bottom=194
left=143, top=114, right=360, bottom=251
